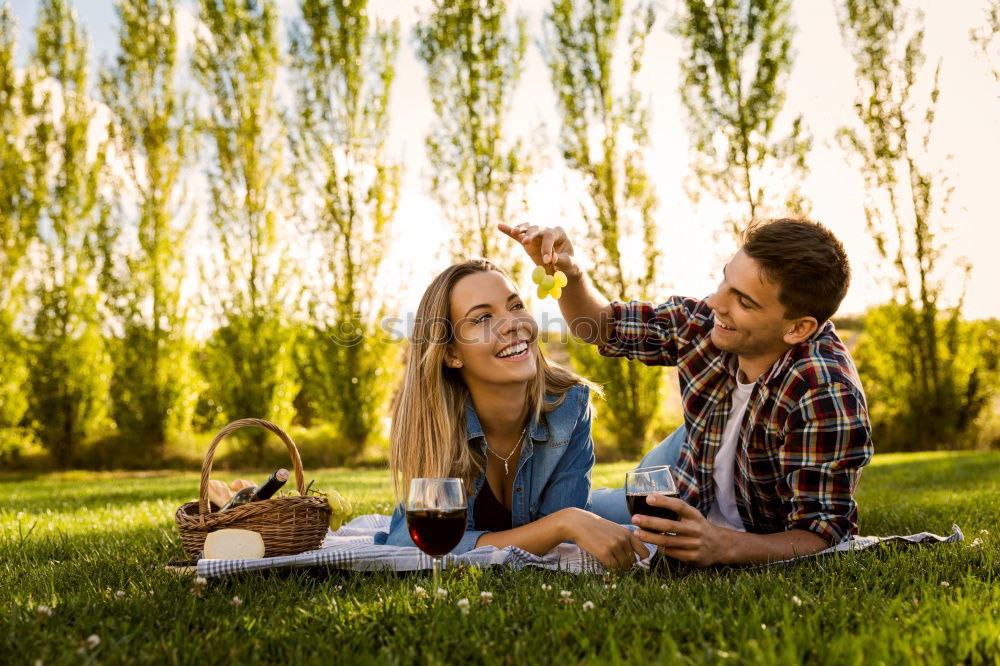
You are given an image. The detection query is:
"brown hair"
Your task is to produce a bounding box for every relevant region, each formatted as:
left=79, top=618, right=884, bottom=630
left=389, top=259, right=600, bottom=499
left=741, top=218, right=851, bottom=324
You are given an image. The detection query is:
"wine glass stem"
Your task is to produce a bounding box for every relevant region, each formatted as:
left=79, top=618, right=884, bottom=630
left=432, top=556, right=442, bottom=590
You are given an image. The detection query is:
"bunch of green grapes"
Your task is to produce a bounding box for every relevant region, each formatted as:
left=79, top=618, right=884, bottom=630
left=532, top=265, right=568, bottom=299
left=310, top=487, right=353, bottom=531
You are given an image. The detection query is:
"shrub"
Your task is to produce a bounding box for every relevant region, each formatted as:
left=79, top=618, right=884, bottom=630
left=854, top=304, right=1000, bottom=451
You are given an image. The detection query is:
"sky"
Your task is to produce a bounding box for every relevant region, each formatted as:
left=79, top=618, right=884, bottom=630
left=8, top=0, right=1000, bottom=326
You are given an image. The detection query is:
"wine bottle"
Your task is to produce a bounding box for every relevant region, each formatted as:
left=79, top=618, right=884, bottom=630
left=220, top=469, right=289, bottom=511
left=250, top=468, right=289, bottom=501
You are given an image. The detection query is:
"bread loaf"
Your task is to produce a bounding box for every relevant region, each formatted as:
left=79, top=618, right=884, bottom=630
left=206, top=480, right=235, bottom=510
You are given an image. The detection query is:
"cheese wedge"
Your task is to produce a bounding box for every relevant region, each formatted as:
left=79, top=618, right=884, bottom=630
left=203, top=529, right=265, bottom=559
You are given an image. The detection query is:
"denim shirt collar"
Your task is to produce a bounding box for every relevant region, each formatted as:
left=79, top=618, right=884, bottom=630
left=464, top=396, right=549, bottom=445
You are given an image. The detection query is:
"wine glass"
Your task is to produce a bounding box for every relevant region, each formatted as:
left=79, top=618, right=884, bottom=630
left=405, top=477, right=467, bottom=590
left=625, top=465, right=680, bottom=528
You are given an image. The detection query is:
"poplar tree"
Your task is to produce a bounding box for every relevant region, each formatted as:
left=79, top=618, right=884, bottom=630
left=0, top=4, right=34, bottom=459
left=288, top=0, right=401, bottom=455
left=543, top=0, right=663, bottom=458
left=193, top=0, right=298, bottom=456
left=673, top=0, right=810, bottom=238
left=837, top=0, right=988, bottom=450
left=415, top=0, right=530, bottom=266
left=25, top=0, right=112, bottom=466
left=98, top=0, right=201, bottom=456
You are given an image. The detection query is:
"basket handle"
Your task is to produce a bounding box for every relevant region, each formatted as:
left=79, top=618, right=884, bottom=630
left=198, top=418, right=307, bottom=516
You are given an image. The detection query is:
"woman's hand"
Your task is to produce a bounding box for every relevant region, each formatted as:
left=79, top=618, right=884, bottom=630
left=498, top=223, right=580, bottom=277
left=558, top=507, right=649, bottom=570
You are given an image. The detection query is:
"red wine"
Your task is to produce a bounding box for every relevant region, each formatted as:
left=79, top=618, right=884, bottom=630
left=627, top=492, right=680, bottom=522
left=405, top=508, right=467, bottom=557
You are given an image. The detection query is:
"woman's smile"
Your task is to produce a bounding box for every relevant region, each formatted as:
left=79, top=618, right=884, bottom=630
left=495, top=340, right=530, bottom=361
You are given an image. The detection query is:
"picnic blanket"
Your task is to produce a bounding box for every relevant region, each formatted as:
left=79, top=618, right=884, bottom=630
left=195, top=514, right=964, bottom=579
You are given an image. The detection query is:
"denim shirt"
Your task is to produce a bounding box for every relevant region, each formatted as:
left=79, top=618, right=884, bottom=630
left=373, top=384, right=595, bottom=554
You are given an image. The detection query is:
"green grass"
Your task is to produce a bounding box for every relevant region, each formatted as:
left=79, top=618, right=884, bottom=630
left=2, top=453, right=998, bottom=665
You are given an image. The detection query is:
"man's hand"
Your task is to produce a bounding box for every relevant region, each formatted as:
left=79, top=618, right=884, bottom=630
left=498, top=223, right=580, bottom=277
left=497, top=222, right=614, bottom=346
left=630, top=495, right=730, bottom=568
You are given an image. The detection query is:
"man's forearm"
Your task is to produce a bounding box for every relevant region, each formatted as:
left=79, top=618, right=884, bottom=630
left=560, top=266, right=614, bottom=346
left=718, top=528, right=829, bottom=565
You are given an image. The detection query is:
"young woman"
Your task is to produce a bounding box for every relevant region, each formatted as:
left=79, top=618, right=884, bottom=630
left=374, top=259, right=646, bottom=569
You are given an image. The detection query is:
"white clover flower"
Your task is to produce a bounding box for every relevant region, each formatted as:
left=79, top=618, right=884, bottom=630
left=115, top=590, right=126, bottom=600
left=560, top=590, right=572, bottom=598
left=413, top=586, right=427, bottom=597
left=541, top=584, right=552, bottom=591
left=85, top=634, right=101, bottom=649
left=582, top=601, right=595, bottom=611
left=231, top=596, right=243, bottom=606
left=193, top=576, right=208, bottom=587
left=760, top=624, right=767, bottom=630
left=970, top=538, right=983, bottom=550
left=980, top=529, right=989, bottom=536
left=940, top=581, right=951, bottom=588
left=480, top=591, right=493, bottom=605
left=435, top=588, right=448, bottom=599
left=36, top=605, right=53, bottom=618
left=457, top=598, right=470, bottom=615
left=791, top=595, right=803, bottom=607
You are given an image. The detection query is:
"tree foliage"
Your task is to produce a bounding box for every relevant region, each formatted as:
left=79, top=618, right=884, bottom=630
left=543, top=0, right=663, bottom=458
left=98, top=0, right=201, bottom=454
left=0, top=5, right=33, bottom=451
left=193, top=0, right=298, bottom=456
left=288, top=0, right=401, bottom=455
left=415, top=0, right=530, bottom=266
left=854, top=304, right=1000, bottom=450
left=673, top=0, right=810, bottom=237
left=838, top=0, right=992, bottom=450
left=23, top=0, right=112, bottom=467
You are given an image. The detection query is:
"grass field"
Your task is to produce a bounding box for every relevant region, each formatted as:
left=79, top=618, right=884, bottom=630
left=1, top=451, right=998, bottom=665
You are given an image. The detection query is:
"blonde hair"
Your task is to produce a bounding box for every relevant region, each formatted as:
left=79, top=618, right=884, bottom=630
left=389, top=259, right=600, bottom=499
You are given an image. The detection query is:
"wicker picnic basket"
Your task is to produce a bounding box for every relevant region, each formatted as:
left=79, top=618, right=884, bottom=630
left=174, top=418, right=331, bottom=558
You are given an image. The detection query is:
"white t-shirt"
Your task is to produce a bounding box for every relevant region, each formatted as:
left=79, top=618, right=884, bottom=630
left=706, top=377, right=755, bottom=532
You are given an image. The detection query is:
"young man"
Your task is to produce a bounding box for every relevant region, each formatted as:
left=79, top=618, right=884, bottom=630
left=499, top=218, right=874, bottom=567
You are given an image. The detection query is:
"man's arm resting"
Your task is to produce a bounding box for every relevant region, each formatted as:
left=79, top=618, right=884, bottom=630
left=711, top=527, right=829, bottom=566
left=631, top=494, right=830, bottom=567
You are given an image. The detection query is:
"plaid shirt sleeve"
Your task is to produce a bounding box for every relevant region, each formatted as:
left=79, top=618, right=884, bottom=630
left=598, top=297, right=704, bottom=366
left=779, top=383, right=874, bottom=544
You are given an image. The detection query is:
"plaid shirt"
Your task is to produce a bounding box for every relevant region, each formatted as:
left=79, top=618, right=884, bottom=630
left=599, top=297, right=874, bottom=544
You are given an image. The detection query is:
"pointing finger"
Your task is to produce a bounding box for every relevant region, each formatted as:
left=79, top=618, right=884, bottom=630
left=631, top=513, right=687, bottom=536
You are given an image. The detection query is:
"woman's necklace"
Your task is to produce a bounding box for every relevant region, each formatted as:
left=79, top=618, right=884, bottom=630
left=485, top=423, right=529, bottom=475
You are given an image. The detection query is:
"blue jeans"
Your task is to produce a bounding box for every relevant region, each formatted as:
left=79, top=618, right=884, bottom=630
left=589, top=424, right=686, bottom=524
